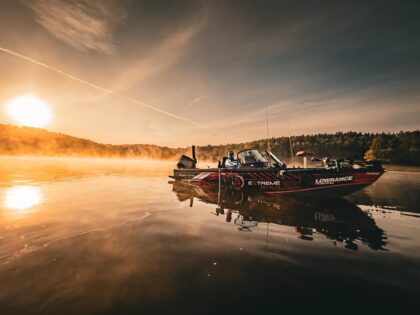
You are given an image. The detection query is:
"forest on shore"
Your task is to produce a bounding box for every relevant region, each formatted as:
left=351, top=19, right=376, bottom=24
left=0, top=124, right=419, bottom=166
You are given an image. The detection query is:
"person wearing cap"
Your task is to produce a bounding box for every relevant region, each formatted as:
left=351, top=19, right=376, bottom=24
left=225, top=150, right=238, bottom=168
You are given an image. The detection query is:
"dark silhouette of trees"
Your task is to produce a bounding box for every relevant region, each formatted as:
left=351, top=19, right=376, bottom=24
left=364, top=131, right=420, bottom=165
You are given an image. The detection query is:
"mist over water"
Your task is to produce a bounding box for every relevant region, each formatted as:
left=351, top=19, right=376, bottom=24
left=0, top=157, right=419, bottom=314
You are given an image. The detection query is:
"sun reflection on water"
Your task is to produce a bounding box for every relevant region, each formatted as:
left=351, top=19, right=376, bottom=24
left=4, top=186, right=42, bottom=211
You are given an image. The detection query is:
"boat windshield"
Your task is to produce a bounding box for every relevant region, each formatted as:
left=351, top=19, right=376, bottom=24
left=237, top=149, right=269, bottom=167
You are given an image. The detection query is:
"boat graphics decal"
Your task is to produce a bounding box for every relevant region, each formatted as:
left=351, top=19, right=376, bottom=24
left=192, top=172, right=213, bottom=180
left=247, top=180, right=282, bottom=187
left=232, top=175, right=245, bottom=189
left=315, top=176, right=353, bottom=185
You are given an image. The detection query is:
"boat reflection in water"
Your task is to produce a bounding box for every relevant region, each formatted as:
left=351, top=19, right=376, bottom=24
left=171, top=181, right=387, bottom=251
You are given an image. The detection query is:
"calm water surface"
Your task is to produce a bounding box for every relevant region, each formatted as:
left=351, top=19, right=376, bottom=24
left=0, top=157, right=419, bottom=314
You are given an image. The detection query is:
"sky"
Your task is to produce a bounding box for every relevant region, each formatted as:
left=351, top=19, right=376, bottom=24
left=0, top=0, right=419, bottom=147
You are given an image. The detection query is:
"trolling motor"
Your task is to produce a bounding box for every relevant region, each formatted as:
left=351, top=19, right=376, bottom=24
left=177, top=145, right=197, bottom=169
left=311, top=156, right=383, bottom=172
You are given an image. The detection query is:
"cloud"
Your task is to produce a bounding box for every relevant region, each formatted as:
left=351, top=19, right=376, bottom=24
left=23, top=0, right=128, bottom=54
left=112, top=12, right=208, bottom=92
left=209, top=84, right=420, bottom=145
left=186, top=96, right=206, bottom=109
left=148, top=120, right=166, bottom=137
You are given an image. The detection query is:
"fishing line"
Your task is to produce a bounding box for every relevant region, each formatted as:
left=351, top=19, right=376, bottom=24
left=0, top=46, right=207, bottom=129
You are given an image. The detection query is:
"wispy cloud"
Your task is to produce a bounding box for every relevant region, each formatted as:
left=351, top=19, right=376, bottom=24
left=23, top=0, right=128, bottom=54
left=186, top=96, right=206, bottom=109
left=148, top=120, right=166, bottom=137
left=113, top=12, right=208, bottom=92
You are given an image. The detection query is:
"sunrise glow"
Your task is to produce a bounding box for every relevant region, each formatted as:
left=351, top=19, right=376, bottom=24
left=6, top=94, right=52, bottom=128
left=4, top=186, right=42, bottom=211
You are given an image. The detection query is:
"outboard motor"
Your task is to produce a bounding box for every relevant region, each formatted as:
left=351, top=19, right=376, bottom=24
left=176, top=145, right=197, bottom=169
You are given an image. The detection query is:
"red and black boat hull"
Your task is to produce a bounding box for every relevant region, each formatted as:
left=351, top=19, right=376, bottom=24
left=171, top=167, right=384, bottom=197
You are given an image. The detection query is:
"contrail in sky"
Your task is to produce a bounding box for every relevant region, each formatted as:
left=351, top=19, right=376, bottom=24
left=0, top=46, right=207, bottom=128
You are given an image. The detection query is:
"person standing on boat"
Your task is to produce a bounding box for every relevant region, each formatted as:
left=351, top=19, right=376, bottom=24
left=225, top=150, right=238, bottom=168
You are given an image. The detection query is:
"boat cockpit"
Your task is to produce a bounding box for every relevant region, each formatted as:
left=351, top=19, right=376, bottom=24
left=218, top=148, right=285, bottom=169
left=236, top=149, right=269, bottom=168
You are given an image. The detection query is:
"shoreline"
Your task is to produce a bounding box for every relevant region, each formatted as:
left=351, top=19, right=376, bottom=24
left=384, top=164, right=420, bottom=172
left=0, top=155, right=419, bottom=171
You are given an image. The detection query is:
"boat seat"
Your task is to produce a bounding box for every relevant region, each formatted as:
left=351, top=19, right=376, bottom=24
left=244, top=156, right=255, bottom=164
left=222, top=157, right=228, bottom=167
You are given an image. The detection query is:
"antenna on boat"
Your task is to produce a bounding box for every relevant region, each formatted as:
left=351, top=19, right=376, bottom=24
left=265, top=106, right=270, bottom=151
left=288, top=120, right=294, bottom=166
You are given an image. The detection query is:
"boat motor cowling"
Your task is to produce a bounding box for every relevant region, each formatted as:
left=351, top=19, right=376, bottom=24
left=177, top=155, right=197, bottom=169
left=176, top=145, right=197, bottom=169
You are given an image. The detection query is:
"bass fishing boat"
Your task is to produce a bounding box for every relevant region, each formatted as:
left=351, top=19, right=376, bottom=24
left=170, top=146, right=384, bottom=197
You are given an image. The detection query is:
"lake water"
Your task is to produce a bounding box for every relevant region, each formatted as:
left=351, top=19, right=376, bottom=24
left=0, top=157, right=419, bottom=314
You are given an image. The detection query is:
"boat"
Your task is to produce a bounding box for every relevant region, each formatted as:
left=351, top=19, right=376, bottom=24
left=170, top=146, right=384, bottom=197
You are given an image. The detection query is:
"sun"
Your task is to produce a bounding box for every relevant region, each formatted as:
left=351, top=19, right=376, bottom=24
left=6, top=94, right=52, bottom=128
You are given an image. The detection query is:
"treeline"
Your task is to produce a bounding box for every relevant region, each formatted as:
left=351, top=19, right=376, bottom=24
left=196, top=131, right=419, bottom=165
left=364, top=131, right=420, bottom=165
left=0, top=124, right=188, bottom=159
left=0, top=124, right=419, bottom=165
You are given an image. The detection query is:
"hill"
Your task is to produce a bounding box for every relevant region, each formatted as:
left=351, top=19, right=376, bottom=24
left=0, top=124, right=419, bottom=165
left=0, top=124, right=186, bottom=159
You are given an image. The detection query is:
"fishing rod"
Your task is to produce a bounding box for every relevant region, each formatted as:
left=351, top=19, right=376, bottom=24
left=288, top=120, right=294, bottom=166
left=265, top=105, right=270, bottom=151
left=264, top=106, right=295, bottom=167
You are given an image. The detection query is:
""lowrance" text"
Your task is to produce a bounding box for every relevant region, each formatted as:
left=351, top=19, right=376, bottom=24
left=315, top=176, right=353, bottom=185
